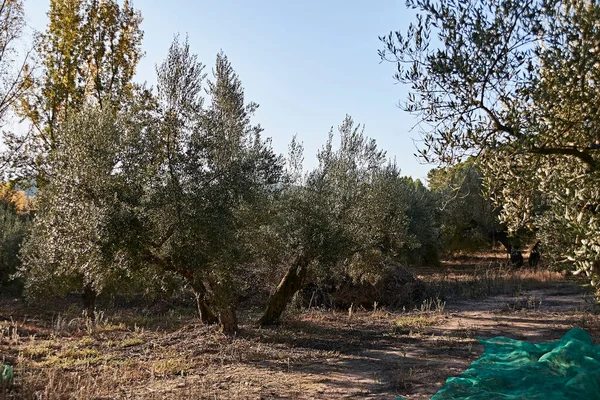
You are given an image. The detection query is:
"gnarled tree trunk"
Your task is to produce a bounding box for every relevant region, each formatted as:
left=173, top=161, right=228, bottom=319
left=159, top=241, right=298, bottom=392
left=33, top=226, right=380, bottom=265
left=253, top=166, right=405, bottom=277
left=144, top=251, right=218, bottom=324
left=188, top=278, right=218, bottom=325
left=528, top=241, right=541, bottom=267
left=219, top=306, right=238, bottom=335
left=82, top=283, right=97, bottom=322
left=259, top=261, right=308, bottom=326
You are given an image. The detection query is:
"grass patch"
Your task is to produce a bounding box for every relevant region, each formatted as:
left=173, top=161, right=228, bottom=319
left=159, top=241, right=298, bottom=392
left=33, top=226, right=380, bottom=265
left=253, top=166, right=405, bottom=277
left=151, top=357, right=191, bottom=377
left=120, top=337, right=144, bottom=347
left=393, top=314, right=438, bottom=334
left=22, top=341, right=61, bottom=360
left=42, top=346, right=103, bottom=368
left=422, top=265, right=574, bottom=300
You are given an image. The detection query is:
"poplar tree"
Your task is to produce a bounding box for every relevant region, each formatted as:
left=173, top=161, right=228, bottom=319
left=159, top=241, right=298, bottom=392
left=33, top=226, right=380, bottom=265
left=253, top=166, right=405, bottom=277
left=0, top=0, right=28, bottom=124
left=12, top=0, right=143, bottom=177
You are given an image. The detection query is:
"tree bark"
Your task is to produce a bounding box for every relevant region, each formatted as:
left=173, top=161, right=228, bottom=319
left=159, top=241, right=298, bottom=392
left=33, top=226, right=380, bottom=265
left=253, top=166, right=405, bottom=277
left=490, top=229, right=513, bottom=253
left=528, top=241, right=541, bottom=267
left=142, top=250, right=218, bottom=324
left=81, top=283, right=97, bottom=323
left=189, top=279, right=218, bottom=325
left=219, top=306, right=238, bottom=335
left=259, top=261, right=308, bottom=326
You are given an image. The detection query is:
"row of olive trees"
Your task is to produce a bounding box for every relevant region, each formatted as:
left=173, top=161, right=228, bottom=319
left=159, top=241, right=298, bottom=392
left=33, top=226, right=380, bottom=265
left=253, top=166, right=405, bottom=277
left=0, top=0, right=512, bottom=332
left=428, top=160, right=533, bottom=256
left=9, top=31, right=445, bottom=332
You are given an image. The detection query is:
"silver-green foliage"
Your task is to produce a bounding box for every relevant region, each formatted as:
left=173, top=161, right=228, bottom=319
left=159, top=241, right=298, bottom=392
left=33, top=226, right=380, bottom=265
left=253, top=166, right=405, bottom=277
left=381, top=0, right=600, bottom=293
left=18, top=107, right=132, bottom=297
left=18, top=36, right=283, bottom=326
left=276, top=116, right=440, bottom=280
left=152, top=42, right=283, bottom=311
left=429, top=160, right=499, bottom=253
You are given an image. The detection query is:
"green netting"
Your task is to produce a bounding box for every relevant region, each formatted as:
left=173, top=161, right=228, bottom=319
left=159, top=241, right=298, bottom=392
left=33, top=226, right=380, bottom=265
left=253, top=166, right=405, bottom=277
left=427, top=328, right=600, bottom=399
left=0, top=364, right=13, bottom=384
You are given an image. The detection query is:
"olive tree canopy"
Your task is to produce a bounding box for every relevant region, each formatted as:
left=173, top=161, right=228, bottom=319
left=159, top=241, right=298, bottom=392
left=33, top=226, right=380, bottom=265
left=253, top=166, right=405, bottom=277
left=380, top=0, right=600, bottom=292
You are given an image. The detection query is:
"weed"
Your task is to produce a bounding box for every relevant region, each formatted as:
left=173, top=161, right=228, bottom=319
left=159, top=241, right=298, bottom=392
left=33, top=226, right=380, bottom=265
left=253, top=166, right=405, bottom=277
left=151, top=357, right=191, bottom=377
left=22, top=341, right=61, bottom=360
left=500, top=294, right=544, bottom=312
left=120, top=337, right=144, bottom=347
left=393, top=314, right=437, bottom=334
left=419, top=297, right=446, bottom=313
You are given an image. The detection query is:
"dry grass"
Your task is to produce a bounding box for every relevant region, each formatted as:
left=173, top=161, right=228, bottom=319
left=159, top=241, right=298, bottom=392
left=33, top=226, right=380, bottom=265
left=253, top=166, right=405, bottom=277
left=419, top=258, right=575, bottom=301
left=0, top=252, right=598, bottom=399
left=1, top=303, right=599, bottom=399
left=0, top=307, right=337, bottom=399
left=393, top=315, right=439, bottom=334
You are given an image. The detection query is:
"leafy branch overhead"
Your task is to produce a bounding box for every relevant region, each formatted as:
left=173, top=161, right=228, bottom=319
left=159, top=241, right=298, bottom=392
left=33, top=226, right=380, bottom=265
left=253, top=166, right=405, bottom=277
left=381, top=0, right=600, bottom=292
left=380, top=0, right=600, bottom=170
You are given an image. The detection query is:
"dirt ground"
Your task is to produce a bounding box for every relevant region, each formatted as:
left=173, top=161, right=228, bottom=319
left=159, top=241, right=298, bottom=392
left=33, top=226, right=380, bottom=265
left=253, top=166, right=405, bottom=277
left=1, top=256, right=599, bottom=399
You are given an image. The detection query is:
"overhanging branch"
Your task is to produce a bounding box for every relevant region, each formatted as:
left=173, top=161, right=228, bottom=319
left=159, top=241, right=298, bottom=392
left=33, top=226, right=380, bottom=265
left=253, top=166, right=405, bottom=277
left=531, top=146, right=598, bottom=171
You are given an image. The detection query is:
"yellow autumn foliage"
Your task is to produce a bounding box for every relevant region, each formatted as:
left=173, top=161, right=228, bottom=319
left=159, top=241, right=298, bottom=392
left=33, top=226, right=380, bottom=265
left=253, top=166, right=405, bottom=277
left=0, top=182, right=30, bottom=213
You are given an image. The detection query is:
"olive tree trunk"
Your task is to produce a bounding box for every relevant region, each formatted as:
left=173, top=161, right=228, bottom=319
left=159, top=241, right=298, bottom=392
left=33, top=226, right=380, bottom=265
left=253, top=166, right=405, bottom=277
left=188, top=279, right=218, bottom=324
left=259, top=261, right=308, bottom=326
left=81, top=283, right=97, bottom=322
left=145, top=251, right=218, bottom=325
left=219, top=306, right=238, bottom=335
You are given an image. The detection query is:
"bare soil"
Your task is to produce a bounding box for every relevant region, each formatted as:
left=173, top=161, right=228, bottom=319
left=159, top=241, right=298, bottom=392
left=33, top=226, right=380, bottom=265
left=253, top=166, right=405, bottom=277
left=1, top=256, right=599, bottom=399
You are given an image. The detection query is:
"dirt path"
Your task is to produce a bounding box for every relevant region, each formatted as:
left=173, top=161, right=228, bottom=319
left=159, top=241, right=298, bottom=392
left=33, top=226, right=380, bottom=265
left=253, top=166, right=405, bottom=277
left=107, top=280, right=600, bottom=399
left=3, top=273, right=599, bottom=399
left=254, top=282, right=597, bottom=399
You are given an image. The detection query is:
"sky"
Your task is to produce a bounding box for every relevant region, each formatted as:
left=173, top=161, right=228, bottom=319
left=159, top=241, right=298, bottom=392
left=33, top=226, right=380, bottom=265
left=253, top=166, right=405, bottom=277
left=23, top=0, right=433, bottom=181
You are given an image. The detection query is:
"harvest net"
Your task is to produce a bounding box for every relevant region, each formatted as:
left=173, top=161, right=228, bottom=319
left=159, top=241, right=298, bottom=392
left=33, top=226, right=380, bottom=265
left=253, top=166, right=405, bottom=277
left=410, top=328, right=600, bottom=399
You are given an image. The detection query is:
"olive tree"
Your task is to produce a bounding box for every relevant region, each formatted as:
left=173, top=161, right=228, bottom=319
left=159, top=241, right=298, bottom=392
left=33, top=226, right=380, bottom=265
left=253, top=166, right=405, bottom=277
left=257, top=139, right=352, bottom=325
left=18, top=36, right=283, bottom=332
left=259, top=116, right=439, bottom=325
left=381, top=0, right=600, bottom=292
left=428, top=160, right=503, bottom=253
left=134, top=40, right=283, bottom=332
left=18, top=107, right=136, bottom=318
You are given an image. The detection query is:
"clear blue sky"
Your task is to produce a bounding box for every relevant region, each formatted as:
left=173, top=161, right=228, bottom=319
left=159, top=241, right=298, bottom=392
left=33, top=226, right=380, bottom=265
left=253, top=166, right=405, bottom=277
left=24, top=0, right=432, bottom=181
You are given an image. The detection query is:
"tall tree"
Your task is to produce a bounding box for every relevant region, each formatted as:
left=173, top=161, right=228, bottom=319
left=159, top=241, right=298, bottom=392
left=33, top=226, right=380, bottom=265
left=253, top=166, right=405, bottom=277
left=0, top=0, right=33, bottom=178
left=142, top=35, right=214, bottom=323
left=186, top=51, right=283, bottom=332
left=137, top=43, right=283, bottom=332
left=0, top=0, right=29, bottom=124
left=10, top=0, right=143, bottom=180
left=380, top=0, right=600, bottom=292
